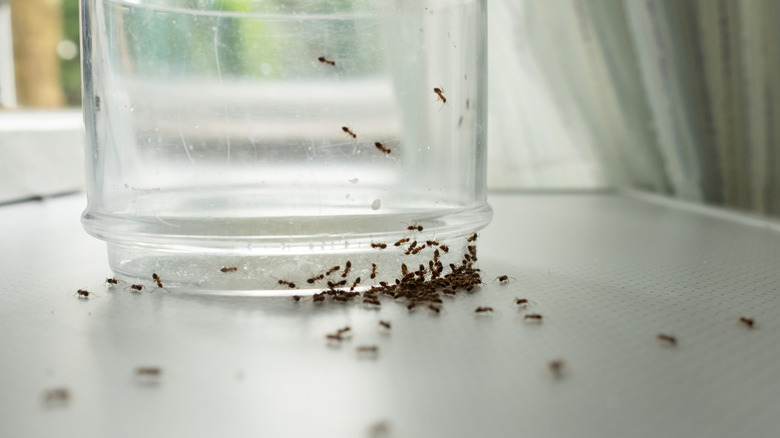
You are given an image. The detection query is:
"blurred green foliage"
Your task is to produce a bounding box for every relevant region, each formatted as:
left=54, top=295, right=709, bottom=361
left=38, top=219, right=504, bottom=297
left=62, top=0, right=81, bottom=106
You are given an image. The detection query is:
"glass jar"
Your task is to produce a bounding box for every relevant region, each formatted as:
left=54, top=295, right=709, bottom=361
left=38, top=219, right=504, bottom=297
left=80, top=0, right=490, bottom=294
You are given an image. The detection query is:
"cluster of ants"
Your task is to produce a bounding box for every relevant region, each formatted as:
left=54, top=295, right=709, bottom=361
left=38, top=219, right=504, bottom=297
left=288, top=229, right=483, bottom=314
left=75, top=273, right=167, bottom=298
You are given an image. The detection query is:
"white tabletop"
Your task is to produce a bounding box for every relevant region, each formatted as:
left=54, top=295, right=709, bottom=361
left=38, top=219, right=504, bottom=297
left=1, top=192, right=779, bottom=438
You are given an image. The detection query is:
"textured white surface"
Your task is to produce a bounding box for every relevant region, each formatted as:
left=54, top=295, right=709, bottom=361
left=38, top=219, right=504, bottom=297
left=1, top=192, right=779, bottom=438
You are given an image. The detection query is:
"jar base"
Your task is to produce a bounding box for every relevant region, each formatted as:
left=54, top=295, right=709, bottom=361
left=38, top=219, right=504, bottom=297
left=97, top=204, right=492, bottom=295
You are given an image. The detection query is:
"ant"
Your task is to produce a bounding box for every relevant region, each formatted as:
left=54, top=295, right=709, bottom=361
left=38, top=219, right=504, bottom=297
left=466, top=233, right=478, bottom=242
left=337, top=326, right=351, bottom=335
left=74, top=289, right=96, bottom=299
left=277, top=280, right=296, bottom=289
left=356, top=345, right=379, bottom=354
left=43, top=387, right=70, bottom=405
left=313, top=294, right=325, bottom=303
left=401, top=263, right=409, bottom=276
left=379, top=320, right=391, bottom=330
left=370, top=263, right=377, bottom=279
left=515, top=298, right=529, bottom=306
left=220, top=267, right=238, bottom=273
left=152, top=273, right=164, bottom=289
left=292, top=295, right=302, bottom=302
left=394, top=237, right=410, bottom=247
left=129, top=284, right=145, bottom=292
left=374, top=142, right=391, bottom=154
left=327, top=279, right=347, bottom=288
left=548, top=360, right=565, bottom=378
left=496, top=275, right=515, bottom=283
left=104, top=277, right=120, bottom=286
left=342, top=261, right=352, bottom=278
left=433, top=87, right=447, bottom=104
left=350, top=277, right=361, bottom=291
left=426, top=240, right=439, bottom=247
left=318, top=56, right=336, bottom=66
left=407, top=224, right=424, bottom=232
left=739, top=317, right=755, bottom=328
left=371, top=242, right=387, bottom=249
left=135, top=367, right=162, bottom=377
left=524, top=313, right=543, bottom=321
left=342, top=126, right=357, bottom=139
left=325, top=266, right=341, bottom=276
left=439, top=244, right=449, bottom=253
left=307, top=274, right=325, bottom=284
left=475, top=306, right=493, bottom=313
left=326, top=333, right=344, bottom=342
left=428, top=305, right=441, bottom=314
left=657, top=334, right=677, bottom=345
left=364, top=297, right=381, bottom=306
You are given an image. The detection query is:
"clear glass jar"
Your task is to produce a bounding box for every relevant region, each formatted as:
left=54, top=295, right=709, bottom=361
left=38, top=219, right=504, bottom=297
left=80, top=0, right=491, bottom=294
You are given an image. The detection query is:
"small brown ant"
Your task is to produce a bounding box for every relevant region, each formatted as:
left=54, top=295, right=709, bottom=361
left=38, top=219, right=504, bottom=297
left=318, top=56, right=336, bottom=66
left=428, top=305, right=441, bottom=314
left=401, top=263, right=409, bottom=276
left=327, top=279, right=347, bottom=288
left=739, top=317, right=755, bottom=328
left=342, top=126, right=357, bottom=139
left=74, top=289, right=95, bottom=299
left=370, top=263, right=378, bottom=279
left=350, top=277, right=361, bottom=291
left=325, top=266, right=341, bottom=276
left=356, top=345, right=379, bottom=354
left=657, top=334, right=677, bottom=345
left=104, top=278, right=120, bottom=286
left=313, top=294, right=325, bottom=303
left=135, top=367, right=162, bottom=377
left=371, top=242, right=387, bottom=249
left=496, top=275, right=514, bottom=283
left=548, top=360, right=565, bottom=378
left=129, top=284, right=145, bottom=292
left=337, top=326, right=352, bottom=335
left=524, top=313, right=543, bottom=321
left=433, top=87, right=447, bottom=104
left=467, top=233, right=478, bottom=242
left=364, top=297, right=381, bottom=306
left=515, top=298, right=529, bottom=306
left=43, top=387, right=70, bottom=405
left=278, top=280, right=296, bottom=289
left=374, top=142, right=391, bottom=154
left=394, top=237, right=410, bottom=247
left=407, top=224, right=424, bottom=232
left=292, top=295, right=302, bottom=302
left=439, top=244, right=449, bottom=253
left=342, top=261, right=352, bottom=278
left=220, top=267, right=238, bottom=273
left=152, top=273, right=164, bottom=288
left=307, top=274, right=325, bottom=284
left=379, top=320, right=391, bottom=330
left=326, top=333, right=343, bottom=341
left=475, top=306, right=493, bottom=313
